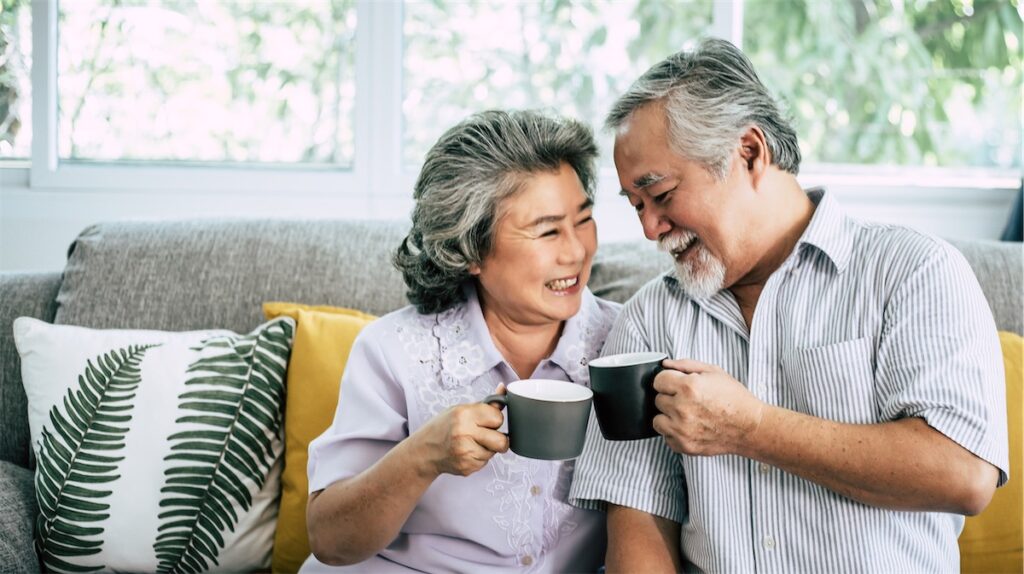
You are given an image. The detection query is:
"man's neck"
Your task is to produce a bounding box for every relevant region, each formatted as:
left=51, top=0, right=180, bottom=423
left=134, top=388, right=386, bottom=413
left=730, top=179, right=816, bottom=330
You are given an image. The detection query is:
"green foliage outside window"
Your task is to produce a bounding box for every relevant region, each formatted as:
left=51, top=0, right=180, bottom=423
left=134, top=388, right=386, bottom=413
left=745, top=0, right=1021, bottom=169
left=0, top=0, right=1019, bottom=170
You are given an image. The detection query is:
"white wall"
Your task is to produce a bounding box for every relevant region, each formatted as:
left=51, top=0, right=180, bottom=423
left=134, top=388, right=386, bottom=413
left=0, top=168, right=1018, bottom=274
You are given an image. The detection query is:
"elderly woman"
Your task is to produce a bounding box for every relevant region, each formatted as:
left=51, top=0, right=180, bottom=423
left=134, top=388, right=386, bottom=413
left=301, top=110, right=620, bottom=573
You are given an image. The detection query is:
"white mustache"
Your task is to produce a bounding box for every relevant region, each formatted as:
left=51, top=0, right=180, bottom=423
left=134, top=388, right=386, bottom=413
left=658, top=230, right=698, bottom=255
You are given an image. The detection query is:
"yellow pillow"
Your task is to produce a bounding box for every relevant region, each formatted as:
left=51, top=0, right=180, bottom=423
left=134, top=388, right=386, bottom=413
left=960, top=331, right=1023, bottom=574
left=263, top=302, right=377, bottom=574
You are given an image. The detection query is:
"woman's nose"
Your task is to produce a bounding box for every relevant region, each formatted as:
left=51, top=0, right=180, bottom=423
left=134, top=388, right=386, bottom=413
left=559, top=228, right=587, bottom=264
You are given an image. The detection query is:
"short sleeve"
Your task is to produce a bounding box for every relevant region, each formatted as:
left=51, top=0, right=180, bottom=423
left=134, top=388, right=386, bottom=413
left=569, top=304, right=687, bottom=523
left=875, top=244, right=1009, bottom=485
left=307, top=325, right=409, bottom=493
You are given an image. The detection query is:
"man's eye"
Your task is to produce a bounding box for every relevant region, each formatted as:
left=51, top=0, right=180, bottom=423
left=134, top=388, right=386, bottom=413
left=632, top=203, right=644, bottom=213
left=576, top=216, right=593, bottom=226
left=540, top=229, right=558, bottom=237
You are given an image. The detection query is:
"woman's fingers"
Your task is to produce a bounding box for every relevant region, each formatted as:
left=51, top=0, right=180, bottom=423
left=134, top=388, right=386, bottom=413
left=475, top=428, right=509, bottom=454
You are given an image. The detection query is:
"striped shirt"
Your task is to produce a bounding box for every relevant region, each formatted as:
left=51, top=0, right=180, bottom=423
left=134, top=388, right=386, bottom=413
left=569, top=188, right=1009, bottom=573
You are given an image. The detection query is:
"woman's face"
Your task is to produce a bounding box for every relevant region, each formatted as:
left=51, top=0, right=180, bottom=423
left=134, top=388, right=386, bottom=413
left=471, top=162, right=597, bottom=328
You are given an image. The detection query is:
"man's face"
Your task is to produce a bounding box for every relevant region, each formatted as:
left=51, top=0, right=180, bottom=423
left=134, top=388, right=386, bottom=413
left=613, top=102, right=756, bottom=298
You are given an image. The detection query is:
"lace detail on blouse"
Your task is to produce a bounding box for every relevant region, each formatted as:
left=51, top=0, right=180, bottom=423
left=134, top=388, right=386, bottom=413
left=394, top=290, right=619, bottom=569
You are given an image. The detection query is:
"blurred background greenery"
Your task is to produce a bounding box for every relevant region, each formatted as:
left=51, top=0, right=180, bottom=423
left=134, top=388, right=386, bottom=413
left=0, top=0, right=1020, bottom=171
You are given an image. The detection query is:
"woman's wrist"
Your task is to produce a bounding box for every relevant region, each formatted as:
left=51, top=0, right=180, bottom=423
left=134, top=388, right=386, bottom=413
left=400, top=430, right=443, bottom=482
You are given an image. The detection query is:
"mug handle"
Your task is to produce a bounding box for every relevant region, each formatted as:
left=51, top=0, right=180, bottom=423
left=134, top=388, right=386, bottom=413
left=483, top=394, right=507, bottom=409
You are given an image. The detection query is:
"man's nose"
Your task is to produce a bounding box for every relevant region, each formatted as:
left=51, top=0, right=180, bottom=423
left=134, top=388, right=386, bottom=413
left=640, top=207, right=671, bottom=241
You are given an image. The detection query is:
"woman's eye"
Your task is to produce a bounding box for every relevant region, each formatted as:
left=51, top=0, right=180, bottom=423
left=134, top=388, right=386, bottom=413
left=632, top=203, right=644, bottom=213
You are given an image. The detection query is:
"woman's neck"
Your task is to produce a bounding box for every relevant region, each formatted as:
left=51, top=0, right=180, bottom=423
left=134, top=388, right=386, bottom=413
left=480, top=307, right=564, bottom=380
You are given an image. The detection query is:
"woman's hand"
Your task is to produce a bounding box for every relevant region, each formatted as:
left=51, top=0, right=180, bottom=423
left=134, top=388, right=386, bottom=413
left=412, top=384, right=510, bottom=477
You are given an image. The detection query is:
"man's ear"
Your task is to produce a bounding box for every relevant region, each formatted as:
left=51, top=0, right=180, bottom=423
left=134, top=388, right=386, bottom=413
left=739, top=126, right=770, bottom=188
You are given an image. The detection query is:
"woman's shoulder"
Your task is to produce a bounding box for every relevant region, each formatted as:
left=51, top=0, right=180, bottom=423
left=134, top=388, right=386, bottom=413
left=587, top=290, right=623, bottom=327
left=360, top=303, right=439, bottom=341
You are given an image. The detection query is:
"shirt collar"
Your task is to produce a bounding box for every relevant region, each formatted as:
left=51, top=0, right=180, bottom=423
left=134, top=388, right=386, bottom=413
left=659, top=188, right=858, bottom=322
left=546, top=288, right=599, bottom=384
left=434, top=282, right=598, bottom=387
left=795, top=187, right=857, bottom=274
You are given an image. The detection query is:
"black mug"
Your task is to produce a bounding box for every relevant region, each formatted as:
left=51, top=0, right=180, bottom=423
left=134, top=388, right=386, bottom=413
left=588, top=352, right=667, bottom=440
left=484, top=379, right=593, bottom=460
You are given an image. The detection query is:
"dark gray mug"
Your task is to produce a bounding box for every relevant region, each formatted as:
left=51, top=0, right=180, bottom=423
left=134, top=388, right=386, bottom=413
left=483, top=379, right=593, bottom=460
left=588, top=351, right=668, bottom=440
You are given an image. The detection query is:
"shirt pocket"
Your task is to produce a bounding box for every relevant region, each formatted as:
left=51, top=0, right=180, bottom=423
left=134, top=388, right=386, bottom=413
left=781, top=336, right=877, bottom=424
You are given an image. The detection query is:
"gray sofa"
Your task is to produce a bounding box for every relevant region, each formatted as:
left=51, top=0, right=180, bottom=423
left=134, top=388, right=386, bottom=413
left=1, top=220, right=1021, bottom=573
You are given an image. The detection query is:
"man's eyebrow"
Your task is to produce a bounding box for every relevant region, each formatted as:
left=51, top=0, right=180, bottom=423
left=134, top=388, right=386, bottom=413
left=619, top=172, right=666, bottom=197
left=578, top=198, right=594, bottom=212
left=633, top=172, right=666, bottom=190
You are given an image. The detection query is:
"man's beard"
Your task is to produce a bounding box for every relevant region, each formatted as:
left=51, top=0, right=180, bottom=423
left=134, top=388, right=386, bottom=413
left=658, top=230, right=726, bottom=299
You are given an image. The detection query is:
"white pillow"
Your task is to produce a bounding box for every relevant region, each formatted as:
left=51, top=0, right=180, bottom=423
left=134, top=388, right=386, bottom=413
left=13, top=316, right=295, bottom=573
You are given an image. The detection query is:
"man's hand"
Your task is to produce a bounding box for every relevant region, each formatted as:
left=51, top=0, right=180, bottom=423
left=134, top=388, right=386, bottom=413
left=652, top=358, right=766, bottom=456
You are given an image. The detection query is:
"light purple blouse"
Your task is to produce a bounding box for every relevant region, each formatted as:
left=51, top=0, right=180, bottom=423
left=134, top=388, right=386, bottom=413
left=301, top=284, right=620, bottom=573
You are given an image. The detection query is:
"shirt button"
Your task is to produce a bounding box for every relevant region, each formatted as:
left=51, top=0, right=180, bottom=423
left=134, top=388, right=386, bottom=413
left=530, top=485, right=542, bottom=496
left=763, top=535, right=776, bottom=549
left=759, top=463, right=770, bottom=474
left=521, top=556, right=534, bottom=566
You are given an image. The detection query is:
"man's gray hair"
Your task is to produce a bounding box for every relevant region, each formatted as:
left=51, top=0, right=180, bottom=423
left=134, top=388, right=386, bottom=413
left=606, top=37, right=801, bottom=179
left=393, top=109, right=598, bottom=314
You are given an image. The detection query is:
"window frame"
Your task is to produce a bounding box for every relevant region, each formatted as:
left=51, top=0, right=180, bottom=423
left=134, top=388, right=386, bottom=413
left=3, top=0, right=1019, bottom=199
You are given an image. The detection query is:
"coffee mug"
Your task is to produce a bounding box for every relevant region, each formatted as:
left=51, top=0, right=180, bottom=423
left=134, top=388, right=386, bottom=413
left=588, top=351, right=668, bottom=440
left=483, top=379, right=593, bottom=460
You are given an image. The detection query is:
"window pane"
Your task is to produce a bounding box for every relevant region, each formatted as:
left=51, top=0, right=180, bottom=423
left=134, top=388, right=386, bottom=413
left=745, top=0, right=1022, bottom=169
left=0, top=0, right=31, bottom=159
left=58, top=0, right=356, bottom=167
left=403, top=0, right=714, bottom=167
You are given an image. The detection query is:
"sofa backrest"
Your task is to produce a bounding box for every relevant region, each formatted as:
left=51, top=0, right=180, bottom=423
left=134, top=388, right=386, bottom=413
left=54, top=220, right=1023, bottom=335
left=1, top=219, right=1019, bottom=469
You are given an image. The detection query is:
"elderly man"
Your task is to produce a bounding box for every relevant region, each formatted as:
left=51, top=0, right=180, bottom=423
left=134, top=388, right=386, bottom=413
left=569, top=38, right=1008, bottom=572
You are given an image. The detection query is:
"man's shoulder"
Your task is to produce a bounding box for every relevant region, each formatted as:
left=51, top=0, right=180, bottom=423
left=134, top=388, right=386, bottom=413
left=617, top=271, right=689, bottom=319
left=851, top=221, right=964, bottom=271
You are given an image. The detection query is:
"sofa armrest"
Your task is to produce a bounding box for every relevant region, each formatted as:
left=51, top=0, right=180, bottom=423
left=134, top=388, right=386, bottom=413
left=0, top=272, right=62, bottom=468
left=0, top=461, right=40, bottom=574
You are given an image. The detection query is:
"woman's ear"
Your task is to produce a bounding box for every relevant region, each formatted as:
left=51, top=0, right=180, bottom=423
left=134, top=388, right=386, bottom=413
left=468, top=263, right=481, bottom=276
left=739, top=126, right=770, bottom=188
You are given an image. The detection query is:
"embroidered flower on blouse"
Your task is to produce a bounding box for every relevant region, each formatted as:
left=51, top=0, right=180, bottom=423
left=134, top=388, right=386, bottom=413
left=440, top=339, right=486, bottom=389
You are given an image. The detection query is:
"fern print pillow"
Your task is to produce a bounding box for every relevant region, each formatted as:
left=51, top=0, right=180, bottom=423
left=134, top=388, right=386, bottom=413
left=13, top=316, right=295, bottom=573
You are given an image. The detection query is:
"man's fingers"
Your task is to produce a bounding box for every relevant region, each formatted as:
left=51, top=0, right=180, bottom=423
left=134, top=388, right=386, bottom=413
left=654, top=392, right=675, bottom=414
left=662, top=358, right=715, bottom=374
left=652, top=413, right=670, bottom=436
left=653, top=369, right=686, bottom=394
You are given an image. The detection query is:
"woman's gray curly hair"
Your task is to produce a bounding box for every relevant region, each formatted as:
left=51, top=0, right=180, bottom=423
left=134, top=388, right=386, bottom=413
left=393, top=109, right=598, bottom=315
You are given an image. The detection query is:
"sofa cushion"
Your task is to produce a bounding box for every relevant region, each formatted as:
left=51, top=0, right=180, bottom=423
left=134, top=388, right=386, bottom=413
left=948, top=239, right=1023, bottom=335
left=0, top=460, right=40, bottom=574
left=14, top=316, right=294, bottom=572
left=262, top=302, right=377, bottom=574
left=54, top=220, right=411, bottom=334
left=0, top=272, right=62, bottom=469
left=959, top=331, right=1023, bottom=573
